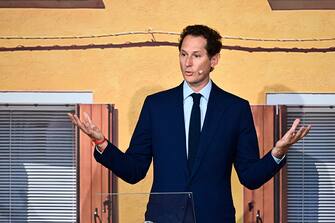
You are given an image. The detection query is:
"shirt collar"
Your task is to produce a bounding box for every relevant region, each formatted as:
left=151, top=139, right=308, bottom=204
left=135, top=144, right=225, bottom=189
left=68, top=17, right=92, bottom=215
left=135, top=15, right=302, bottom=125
left=183, top=79, right=212, bottom=101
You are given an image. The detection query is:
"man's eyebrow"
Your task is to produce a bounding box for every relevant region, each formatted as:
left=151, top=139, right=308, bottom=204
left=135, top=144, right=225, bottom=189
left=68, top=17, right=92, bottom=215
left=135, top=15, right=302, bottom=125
left=180, top=49, right=202, bottom=54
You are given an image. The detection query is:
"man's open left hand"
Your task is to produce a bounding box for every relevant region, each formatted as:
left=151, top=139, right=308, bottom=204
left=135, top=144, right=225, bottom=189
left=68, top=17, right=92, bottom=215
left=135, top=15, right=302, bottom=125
left=272, top=118, right=311, bottom=159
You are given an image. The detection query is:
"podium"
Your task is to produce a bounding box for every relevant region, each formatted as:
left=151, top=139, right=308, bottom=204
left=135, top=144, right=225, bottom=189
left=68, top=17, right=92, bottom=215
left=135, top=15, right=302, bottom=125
left=97, top=192, right=196, bottom=223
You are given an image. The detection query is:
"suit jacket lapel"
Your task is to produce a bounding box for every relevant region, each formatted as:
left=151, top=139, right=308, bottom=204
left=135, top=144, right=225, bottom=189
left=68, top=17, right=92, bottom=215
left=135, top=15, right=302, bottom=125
left=189, top=83, right=230, bottom=180
left=173, top=83, right=190, bottom=178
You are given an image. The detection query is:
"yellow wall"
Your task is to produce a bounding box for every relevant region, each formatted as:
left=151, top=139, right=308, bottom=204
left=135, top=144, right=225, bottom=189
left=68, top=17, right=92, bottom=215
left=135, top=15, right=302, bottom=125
left=1, top=1, right=335, bottom=222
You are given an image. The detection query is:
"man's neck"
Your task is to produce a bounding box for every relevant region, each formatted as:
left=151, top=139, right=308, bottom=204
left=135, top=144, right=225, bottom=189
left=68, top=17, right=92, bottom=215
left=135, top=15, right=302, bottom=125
left=187, top=79, right=210, bottom=93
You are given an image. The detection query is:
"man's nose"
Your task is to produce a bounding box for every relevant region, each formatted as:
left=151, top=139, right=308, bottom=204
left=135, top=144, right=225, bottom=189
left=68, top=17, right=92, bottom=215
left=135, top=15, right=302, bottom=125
left=185, top=56, right=193, bottom=66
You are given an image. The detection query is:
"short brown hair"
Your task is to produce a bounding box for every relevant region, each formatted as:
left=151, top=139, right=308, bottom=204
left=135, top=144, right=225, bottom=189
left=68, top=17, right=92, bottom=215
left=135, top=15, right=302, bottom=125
left=178, top=24, right=222, bottom=58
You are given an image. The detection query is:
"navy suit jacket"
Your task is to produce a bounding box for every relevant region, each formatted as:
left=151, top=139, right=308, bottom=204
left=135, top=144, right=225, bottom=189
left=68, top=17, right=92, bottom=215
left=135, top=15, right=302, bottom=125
left=94, top=82, right=285, bottom=223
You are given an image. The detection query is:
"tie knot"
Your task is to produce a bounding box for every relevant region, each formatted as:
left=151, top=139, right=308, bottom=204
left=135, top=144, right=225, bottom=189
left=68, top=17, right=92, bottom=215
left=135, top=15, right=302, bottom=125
left=191, top=93, right=202, bottom=106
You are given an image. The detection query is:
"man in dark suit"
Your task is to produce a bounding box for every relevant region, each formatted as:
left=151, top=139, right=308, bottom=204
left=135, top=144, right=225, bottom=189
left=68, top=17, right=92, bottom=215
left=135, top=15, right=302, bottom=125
left=68, top=25, right=310, bottom=222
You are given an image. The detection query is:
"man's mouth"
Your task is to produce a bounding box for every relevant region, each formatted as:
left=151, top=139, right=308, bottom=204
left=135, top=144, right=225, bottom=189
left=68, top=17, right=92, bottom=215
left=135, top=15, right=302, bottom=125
left=185, top=71, right=193, bottom=76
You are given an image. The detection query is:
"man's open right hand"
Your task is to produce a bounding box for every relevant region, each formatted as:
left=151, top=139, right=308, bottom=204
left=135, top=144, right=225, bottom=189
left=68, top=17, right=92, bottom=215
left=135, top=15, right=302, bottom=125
left=68, top=112, right=104, bottom=141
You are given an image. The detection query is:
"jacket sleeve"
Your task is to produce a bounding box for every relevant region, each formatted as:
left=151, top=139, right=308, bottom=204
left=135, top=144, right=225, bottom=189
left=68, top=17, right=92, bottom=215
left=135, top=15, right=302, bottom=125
left=233, top=101, right=286, bottom=190
left=94, top=96, right=153, bottom=184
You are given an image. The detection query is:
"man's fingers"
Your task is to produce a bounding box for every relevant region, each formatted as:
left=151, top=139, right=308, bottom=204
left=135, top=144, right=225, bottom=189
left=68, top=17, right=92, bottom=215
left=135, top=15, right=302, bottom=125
left=283, top=119, right=312, bottom=145
left=67, top=113, right=76, bottom=124
left=288, top=118, right=300, bottom=134
left=294, top=127, right=305, bottom=141
left=84, top=112, right=93, bottom=125
left=72, top=114, right=83, bottom=126
left=276, top=120, right=311, bottom=152
left=68, top=113, right=80, bottom=126
left=292, top=124, right=312, bottom=143
left=299, top=125, right=311, bottom=140
left=68, top=112, right=99, bottom=139
left=70, top=113, right=90, bottom=132
left=83, top=112, right=95, bottom=130
left=68, top=112, right=104, bottom=140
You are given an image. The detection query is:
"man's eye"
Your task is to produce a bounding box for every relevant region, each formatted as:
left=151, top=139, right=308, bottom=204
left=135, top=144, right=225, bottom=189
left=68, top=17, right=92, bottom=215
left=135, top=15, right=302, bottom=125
left=194, top=55, right=201, bottom=58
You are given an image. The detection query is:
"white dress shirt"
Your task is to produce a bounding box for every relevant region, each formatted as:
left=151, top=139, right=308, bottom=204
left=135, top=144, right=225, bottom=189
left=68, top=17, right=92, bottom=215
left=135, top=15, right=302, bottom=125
left=183, top=80, right=212, bottom=157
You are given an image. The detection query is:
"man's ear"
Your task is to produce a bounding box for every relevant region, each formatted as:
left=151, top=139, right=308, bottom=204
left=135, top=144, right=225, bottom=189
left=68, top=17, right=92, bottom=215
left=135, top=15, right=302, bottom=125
left=210, top=53, right=220, bottom=68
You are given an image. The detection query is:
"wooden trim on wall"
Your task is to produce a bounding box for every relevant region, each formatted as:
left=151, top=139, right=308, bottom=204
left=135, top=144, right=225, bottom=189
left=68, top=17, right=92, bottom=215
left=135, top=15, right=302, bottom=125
left=268, top=0, right=335, bottom=10
left=109, top=105, right=119, bottom=223
left=244, top=105, right=276, bottom=223
left=0, top=0, right=104, bottom=8
left=79, top=105, right=93, bottom=223
left=79, top=104, right=111, bottom=223
left=279, top=106, right=287, bottom=223
left=263, top=106, right=275, bottom=222
left=243, top=106, right=264, bottom=223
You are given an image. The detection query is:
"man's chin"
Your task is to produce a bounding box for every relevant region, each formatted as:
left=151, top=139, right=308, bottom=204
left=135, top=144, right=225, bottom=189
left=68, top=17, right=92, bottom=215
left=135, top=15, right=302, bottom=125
left=184, top=79, right=201, bottom=87
left=184, top=77, right=197, bottom=84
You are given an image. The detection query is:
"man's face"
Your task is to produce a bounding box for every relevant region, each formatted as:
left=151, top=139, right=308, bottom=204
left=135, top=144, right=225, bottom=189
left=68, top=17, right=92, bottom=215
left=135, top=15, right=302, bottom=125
left=179, top=35, right=219, bottom=91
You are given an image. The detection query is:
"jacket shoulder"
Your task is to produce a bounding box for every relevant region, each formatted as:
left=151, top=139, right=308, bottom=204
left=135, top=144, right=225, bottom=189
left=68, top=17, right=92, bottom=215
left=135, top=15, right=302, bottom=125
left=146, top=84, right=181, bottom=102
left=213, top=84, right=249, bottom=106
